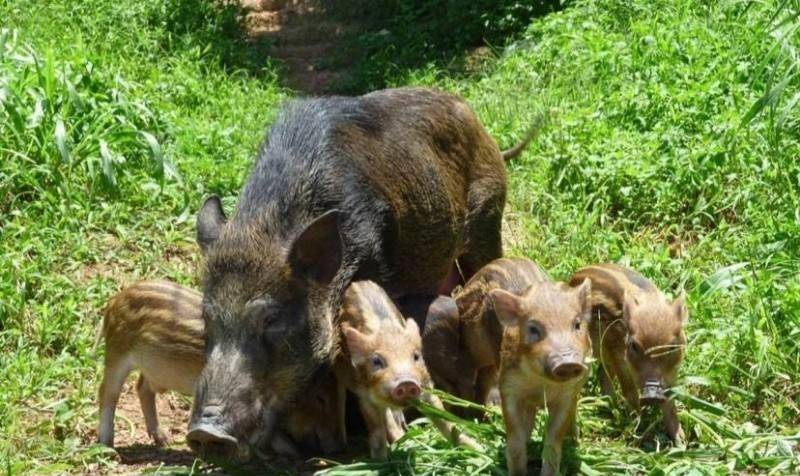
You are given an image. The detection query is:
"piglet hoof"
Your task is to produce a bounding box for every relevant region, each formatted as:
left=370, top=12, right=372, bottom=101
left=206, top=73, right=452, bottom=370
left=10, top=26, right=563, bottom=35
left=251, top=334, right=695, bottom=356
left=671, top=426, right=686, bottom=447
left=150, top=429, right=170, bottom=447
left=486, top=388, right=502, bottom=407
left=458, top=434, right=484, bottom=452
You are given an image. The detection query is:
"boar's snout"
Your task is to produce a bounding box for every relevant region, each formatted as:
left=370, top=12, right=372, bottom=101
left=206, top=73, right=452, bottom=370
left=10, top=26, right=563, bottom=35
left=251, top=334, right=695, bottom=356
left=640, top=380, right=667, bottom=405
left=391, top=379, right=422, bottom=405
left=187, top=405, right=241, bottom=459
left=546, top=352, right=587, bottom=382
left=187, top=426, right=238, bottom=459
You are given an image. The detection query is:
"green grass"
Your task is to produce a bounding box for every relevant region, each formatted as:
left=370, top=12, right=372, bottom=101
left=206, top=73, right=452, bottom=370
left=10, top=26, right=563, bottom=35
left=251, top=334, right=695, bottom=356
left=2, top=0, right=799, bottom=474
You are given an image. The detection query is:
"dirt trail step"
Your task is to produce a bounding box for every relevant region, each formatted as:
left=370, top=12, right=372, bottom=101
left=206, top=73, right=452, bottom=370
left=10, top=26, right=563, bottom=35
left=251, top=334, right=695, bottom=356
left=240, top=0, right=355, bottom=93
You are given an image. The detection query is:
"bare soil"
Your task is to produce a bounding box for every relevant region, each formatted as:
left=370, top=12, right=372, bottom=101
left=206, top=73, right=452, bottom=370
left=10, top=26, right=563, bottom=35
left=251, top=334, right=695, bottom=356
left=242, top=0, right=355, bottom=94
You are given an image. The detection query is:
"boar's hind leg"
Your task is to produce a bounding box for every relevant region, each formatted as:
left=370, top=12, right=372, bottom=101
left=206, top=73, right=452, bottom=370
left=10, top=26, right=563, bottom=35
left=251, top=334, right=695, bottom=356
left=459, top=181, right=505, bottom=280
left=97, top=356, right=134, bottom=447
left=135, top=375, right=169, bottom=446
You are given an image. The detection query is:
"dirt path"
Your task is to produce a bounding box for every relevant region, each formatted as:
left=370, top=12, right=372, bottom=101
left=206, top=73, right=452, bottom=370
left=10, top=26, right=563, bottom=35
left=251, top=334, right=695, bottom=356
left=242, top=0, right=354, bottom=94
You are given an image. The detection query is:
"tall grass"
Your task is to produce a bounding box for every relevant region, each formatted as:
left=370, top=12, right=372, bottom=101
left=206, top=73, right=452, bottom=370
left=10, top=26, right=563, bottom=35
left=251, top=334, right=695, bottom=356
left=1, top=0, right=799, bottom=474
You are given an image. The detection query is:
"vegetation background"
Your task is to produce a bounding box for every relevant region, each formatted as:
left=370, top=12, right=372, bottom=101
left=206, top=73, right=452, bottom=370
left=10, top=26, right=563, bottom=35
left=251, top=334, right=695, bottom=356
left=1, top=0, right=798, bottom=474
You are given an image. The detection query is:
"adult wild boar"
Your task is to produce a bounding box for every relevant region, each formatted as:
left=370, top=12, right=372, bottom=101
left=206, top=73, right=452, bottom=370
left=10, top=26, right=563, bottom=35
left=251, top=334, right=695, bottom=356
left=188, top=88, right=531, bottom=457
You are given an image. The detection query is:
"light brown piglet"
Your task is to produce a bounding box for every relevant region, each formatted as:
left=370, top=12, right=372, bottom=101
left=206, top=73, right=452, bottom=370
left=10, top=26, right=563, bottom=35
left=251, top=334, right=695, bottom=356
left=424, top=258, right=592, bottom=476
left=334, top=280, right=482, bottom=460
left=569, top=263, right=687, bottom=444
left=97, top=280, right=340, bottom=456
left=422, top=257, right=551, bottom=408
left=97, top=280, right=205, bottom=447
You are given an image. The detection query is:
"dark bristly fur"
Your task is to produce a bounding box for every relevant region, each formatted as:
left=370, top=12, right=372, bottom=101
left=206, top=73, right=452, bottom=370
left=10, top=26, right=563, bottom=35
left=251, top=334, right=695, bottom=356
left=97, top=280, right=342, bottom=456
left=191, top=87, right=516, bottom=455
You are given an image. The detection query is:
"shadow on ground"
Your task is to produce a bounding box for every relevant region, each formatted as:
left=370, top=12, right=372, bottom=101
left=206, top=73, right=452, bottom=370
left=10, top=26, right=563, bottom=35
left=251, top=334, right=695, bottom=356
left=162, top=0, right=564, bottom=95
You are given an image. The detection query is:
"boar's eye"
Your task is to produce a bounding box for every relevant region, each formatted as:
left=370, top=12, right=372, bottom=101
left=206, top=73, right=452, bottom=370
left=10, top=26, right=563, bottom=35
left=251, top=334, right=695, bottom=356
left=573, top=318, right=582, bottom=331
left=371, top=354, right=387, bottom=370
left=527, top=324, right=542, bottom=343
left=413, top=351, right=422, bottom=362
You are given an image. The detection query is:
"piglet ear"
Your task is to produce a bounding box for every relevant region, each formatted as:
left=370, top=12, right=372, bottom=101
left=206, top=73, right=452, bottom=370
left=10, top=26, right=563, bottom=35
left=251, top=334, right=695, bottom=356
left=289, top=210, right=342, bottom=285
left=343, top=325, right=371, bottom=364
left=404, top=317, right=421, bottom=338
left=489, top=289, right=524, bottom=328
left=673, top=291, right=689, bottom=325
left=622, top=290, right=637, bottom=325
left=573, top=278, right=592, bottom=314
left=427, top=295, right=458, bottom=323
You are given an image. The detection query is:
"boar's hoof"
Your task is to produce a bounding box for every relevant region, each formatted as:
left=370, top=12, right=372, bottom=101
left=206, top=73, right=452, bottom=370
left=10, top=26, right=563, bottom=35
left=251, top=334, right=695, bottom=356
left=187, top=424, right=239, bottom=459
left=640, top=381, right=667, bottom=406
left=392, top=380, right=421, bottom=405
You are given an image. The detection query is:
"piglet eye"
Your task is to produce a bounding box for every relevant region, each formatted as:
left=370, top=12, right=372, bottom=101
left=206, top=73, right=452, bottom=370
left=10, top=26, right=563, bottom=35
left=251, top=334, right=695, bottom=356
left=628, top=340, right=642, bottom=356
left=413, top=351, right=422, bottom=362
left=527, top=325, right=541, bottom=342
left=573, top=318, right=582, bottom=331
left=371, top=355, right=386, bottom=370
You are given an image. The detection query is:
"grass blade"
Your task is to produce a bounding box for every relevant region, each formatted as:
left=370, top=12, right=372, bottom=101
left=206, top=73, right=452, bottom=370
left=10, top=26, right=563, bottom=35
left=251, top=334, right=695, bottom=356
left=54, top=118, right=70, bottom=163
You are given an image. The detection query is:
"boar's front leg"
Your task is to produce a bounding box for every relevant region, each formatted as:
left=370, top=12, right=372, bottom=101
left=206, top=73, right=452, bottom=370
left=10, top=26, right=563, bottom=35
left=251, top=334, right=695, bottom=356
left=502, top=392, right=538, bottom=476
left=661, top=398, right=685, bottom=445
left=336, top=381, right=348, bottom=446
left=459, top=178, right=505, bottom=280
left=541, top=394, right=578, bottom=476
left=359, top=400, right=389, bottom=460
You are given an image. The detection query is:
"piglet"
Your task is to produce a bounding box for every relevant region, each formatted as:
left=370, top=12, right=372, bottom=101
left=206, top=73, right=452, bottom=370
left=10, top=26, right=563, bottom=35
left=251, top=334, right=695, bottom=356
left=570, top=263, right=687, bottom=443
left=491, top=276, right=593, bottom=476
left=334, top=280, right=482, bottom=459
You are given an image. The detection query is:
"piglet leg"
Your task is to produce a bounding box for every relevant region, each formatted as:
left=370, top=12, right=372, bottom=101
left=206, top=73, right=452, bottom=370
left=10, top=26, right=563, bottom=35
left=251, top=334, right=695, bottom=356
left=501, top=391, right=538, bottom=476
left=541, top=395, right=578, bottom=476
left=661, top=399, right=685, bottom=445
left=422, top=393, right=484, bottom=451
left=359, top=400, right=389, bottom=460
left=136, top=375, right=169, bottom=446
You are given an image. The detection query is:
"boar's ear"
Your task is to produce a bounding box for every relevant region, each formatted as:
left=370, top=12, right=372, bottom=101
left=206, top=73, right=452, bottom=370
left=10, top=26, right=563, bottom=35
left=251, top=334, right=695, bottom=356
left=197, top=195, right=227, bottom=253
left=343, top=325, right=371, bottom=363
left=673, top=291, right=689, bottom=325
left=289, top=210, right=342, bottom=285
left=489, top=289, right=525, bottom=327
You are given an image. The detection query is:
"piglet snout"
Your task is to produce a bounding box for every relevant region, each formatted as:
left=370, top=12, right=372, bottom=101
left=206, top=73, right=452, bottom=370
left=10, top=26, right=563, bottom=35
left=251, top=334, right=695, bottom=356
left=392, top=380, right=421, bottom=404
left=547, top=353, right=587, bottom=382
left=640, top=380, right=667, bottom=405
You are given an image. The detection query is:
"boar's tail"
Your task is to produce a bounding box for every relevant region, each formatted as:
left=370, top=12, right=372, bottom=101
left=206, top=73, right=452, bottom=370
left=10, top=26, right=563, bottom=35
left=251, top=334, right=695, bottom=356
left=501, top=112, right=549, bottom=162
